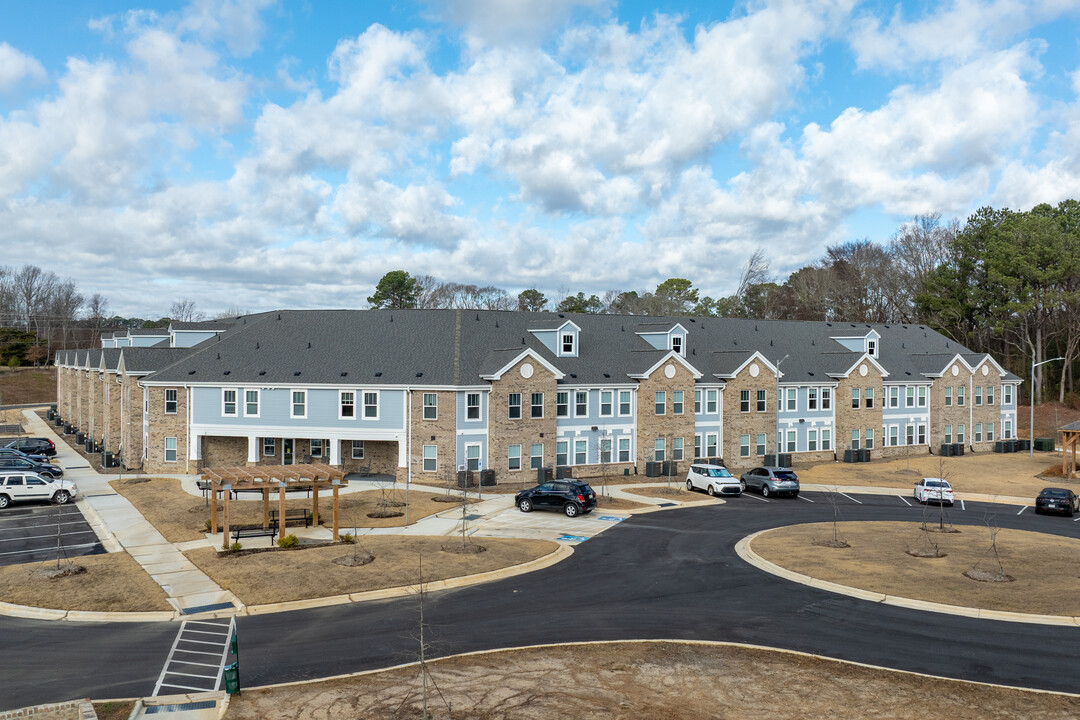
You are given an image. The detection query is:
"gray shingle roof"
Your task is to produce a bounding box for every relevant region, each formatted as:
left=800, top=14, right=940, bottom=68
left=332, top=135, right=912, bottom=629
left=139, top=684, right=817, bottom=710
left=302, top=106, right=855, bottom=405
left=121, top=348, right=195, bottom=374
left=171, top=320, right=237, bottom=331
left=128, top=328, right=170, bottom=336
left=101, top=349, right=122, bottom=371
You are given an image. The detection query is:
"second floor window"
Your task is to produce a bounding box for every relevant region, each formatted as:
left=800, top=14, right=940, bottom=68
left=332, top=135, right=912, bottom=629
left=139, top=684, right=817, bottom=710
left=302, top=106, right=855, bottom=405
left=245, top=390, right=258, bottom=416
left=820, top=388, right=831, bottom=410
left=467, top=393, right=481, bottom=420
left=423, top=393, right=437, bottom=419
left=851, top=388, right=860, bottom=409
left=223, top=389, right=237, bottom=416
left=557, top=391, right=569, bottom=417
left=508, top=393, right=522, bottom=419
left=165, top=389, right=178, bottom=414
left=340, top=391, right=355, bottom=418
left=600, top=391, right=613, bottom=416
left=707, top=389, right=718, bottom=414
left=740, top=390, right=750, bottom=412
left=756, top=390, right=766, bottom=412
left=561, top=333, right=575, bottom=355
left=673, top=391, right=684, bottom=415
left=292, top=391, right=306, bottom=418
left=808, top=387, right=817, bottom=410
left=363, top=392, right=379, bottom=418
left=619, top=390, right=632, bottom=416
left=530, top=392, right=544, bottom=418
left=655, top=391, right=666, bottom=415
left=575, top=391, right=588, bottom=416
left=865, top=388, right=874, bottom=408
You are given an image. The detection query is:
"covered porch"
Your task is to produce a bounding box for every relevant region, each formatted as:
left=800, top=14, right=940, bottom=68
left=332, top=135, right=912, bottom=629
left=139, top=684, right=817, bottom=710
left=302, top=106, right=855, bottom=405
left=201, top=463, right=348, bottom=550
left=1060, top=421, right=1080, bottom=479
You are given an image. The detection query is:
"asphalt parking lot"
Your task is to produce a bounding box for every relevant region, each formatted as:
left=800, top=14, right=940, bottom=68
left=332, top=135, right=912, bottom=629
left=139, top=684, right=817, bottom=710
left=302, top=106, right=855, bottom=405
left=0, top=502, right=105, bottom=567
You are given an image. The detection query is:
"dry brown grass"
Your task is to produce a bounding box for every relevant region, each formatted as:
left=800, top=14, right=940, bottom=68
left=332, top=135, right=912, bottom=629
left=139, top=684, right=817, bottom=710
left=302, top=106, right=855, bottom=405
left=184, top=536, right=558, bottom=605
left=109, top=478, right=453, bottom=543
left=0, top=367, right=55, bottom=405
left=224, top=641, right=1080, bottom=720
left=0, top=552, right=171, bottom=612
left=798, top=452, right=1076, bottom=498
left=593, top=495, right=650, bottom=510
left=93, top=701, right=137, bottom=720
left=752, top=521, right=1080, bottom=616
left=0, top=408, right=26, bottom=426
left=622, top=486, right=699, bottom=501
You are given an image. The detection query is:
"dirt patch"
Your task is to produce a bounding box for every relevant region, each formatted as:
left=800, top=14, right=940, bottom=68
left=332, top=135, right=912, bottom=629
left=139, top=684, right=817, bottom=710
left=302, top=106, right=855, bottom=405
left=798, top=452, right=1076, bottom=499
left=93, top=701, right=137, bottom=720
left=0, top=553, right=171, bottom=612
left=333, top=552, right=374, bottom=567
left=184, top=536, right=557, bottom=605
left=594, top=494, right=650, bottom=510
left=224, top=641, right=1080, bottom=720
left=0, top=367, right=55, bottom=405
left=31, top=562, right=86, bottom=579
left=440, top=542, right=486, bottom=554
left=622, top=486, right=698, bottom=501
left=109, top=478, right=454, bottom=543
left=752, top=521, right=1080, bottom=616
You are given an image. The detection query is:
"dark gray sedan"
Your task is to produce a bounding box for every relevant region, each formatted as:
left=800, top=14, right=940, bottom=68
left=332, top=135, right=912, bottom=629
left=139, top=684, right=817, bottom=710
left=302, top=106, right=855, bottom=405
left=739, top=466, right=800, bottom=498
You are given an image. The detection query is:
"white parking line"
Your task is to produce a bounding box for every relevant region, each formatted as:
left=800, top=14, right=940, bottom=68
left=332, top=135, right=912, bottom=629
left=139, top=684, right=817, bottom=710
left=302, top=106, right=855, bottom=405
left=1017, top=506, right=1026, bottom=515
left=797, top=495, right=814, bottom=503
left=838, top=492, right=863, bottom=505
left=0, top=541, right=99, bottom=557
left=743, top=494, right=770, bottom=503
left=0, top=520, right=88, bottom=532
left=1073, top=517, right=1080, bottom=522
left=0, top=530, right=96, bottom=543
left=960, top=500, right=965, bottom=511
left=898, top=496, right=912, bottom=506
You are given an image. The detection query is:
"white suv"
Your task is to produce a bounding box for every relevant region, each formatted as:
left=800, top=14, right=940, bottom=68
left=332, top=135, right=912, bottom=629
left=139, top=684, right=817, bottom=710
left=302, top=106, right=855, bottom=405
left=0, top=473, right=78, bottom=508
left=686, top=463, right=742, bottom=496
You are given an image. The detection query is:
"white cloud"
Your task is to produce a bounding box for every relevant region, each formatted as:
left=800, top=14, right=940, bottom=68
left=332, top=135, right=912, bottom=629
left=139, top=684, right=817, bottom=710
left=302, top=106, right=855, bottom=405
left=433, top=0, right=612, bottom=47
left=0, top=43, right=46, bottom=93
left=176, top=0, right=276, bottom=56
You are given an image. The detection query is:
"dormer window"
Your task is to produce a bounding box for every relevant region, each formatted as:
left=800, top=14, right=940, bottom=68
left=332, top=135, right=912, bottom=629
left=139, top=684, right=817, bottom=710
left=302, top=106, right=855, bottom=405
left=867, top=339, right=877, bottom=358
left=671, top=336, right=683, bottom=356
left=561, top=333, right=575, bottom=355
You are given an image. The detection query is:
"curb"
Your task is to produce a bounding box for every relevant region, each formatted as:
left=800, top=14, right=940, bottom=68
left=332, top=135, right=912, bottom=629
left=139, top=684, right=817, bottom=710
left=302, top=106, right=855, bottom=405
left=75, top=497, right=124, bottom=554
left=0, top=543, right=573, bottom=623
left=735, top=529, right=1080, bottom=627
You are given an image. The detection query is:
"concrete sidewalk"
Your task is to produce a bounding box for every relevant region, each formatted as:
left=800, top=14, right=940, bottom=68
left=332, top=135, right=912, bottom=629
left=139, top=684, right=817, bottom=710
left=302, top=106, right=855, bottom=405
left=22, top=410, right=239, bottom=614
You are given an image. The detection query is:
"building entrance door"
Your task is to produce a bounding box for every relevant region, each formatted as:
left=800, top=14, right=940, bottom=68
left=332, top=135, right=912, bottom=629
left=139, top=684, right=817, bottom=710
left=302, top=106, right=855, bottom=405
left=283, top=439, right=294, bottom=465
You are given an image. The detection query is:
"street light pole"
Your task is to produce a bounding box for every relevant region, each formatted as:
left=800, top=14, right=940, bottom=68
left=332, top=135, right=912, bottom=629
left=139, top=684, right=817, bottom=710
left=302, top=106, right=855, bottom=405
left=776, top=354, right=789, bottom=461
left=1030, top=356, right=1065, bottom=457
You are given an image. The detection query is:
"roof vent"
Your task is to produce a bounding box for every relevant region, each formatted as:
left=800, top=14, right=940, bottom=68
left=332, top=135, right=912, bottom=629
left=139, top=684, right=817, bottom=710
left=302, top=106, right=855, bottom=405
left=884, top=325, right=890, bottom=329
left=826, top=322, right=832, bottom=327
left=733, top=339, right=737, bottom=345
left=415, top=372, right=423, bottom=378
left=216, top=353, right=220, bottom=360
left=808, top=371, right=814, bottom=376
left=906, top=371, right=911, bottom=375
left=258, top=371, right=266, bottom=376
left=811, top=340, right=815, bottom=346
left=476, top=314, right=480, bottom=320
left=495, top=320, right=499, bottom=328
left=522, top=337, right=526, bottom=344
left=390, top=315, right=393, bottom=322
left=691, top=348, right=695, bottom=355
left=188, top=370, right=195, bottom=375
left=851, top=323, right=856, bottom=327
left=223, top=370, right=230, bottom=375
left=603, top=373, right=610, bottom=378
left=340, top=372, right=347, bottom=377
left=924, top=332, right=928, bottom=338
left=755, top=325, right=758, bottom=331
left=307, top=342, right=311, bottom=349
left=902, top=342, right=905, bottom=348
left=294, top=371, right=301, bottom=376
left=375, top=372, right=382, bottom=377
left=570, top=373, right=577, bottom=378
left=689, top=318, right=696, bottom=322
left=256, top=342, right=259, bottom=349
left=558, top=313, right=564, bottom=318
left=277, top=314, right=281, bottom=320
left=770, top=339, right=773, bottom=346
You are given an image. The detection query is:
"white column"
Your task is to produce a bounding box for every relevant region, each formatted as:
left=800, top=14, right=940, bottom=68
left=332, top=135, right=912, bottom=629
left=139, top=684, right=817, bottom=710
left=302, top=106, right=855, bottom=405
left=329, top=437, right=341, bottom=465
left=247, top=435, right=259, bottom=463
left=397, top=432, right=408, bottom=468
left=190, top=432, right=202, bottom=461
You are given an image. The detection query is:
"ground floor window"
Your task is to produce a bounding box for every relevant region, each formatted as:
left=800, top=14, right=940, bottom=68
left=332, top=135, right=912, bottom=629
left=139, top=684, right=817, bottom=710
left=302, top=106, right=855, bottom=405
left=263, top=438, right=276, bottom=456
left=618, top=437, right=631, bottom=462
left=164, top=437, right=177, bottom=462
left=673, top=437, right=684, bottom=461
left=422, top=445, right=437, bottom=472
left=739, top=434, right=750, bottom=457
left=945, top=425, right=953, bottom=444
left=352, top=440, right=365, bottom=459
left=865, top=429, right=874, bottom=449
left=310, top=439, right=324, bottom=457
left=1004, top=420, right=1012, bottom=439
left=905, top=425, right=914, bottom=446
left=821, top=430, right=831, bottom=452
left=889, top=425, right=899, bottom=446
left=600, top=438, right=612, bottom=463
left=654, top=438, right=666, bottom=462
left=975, top=423, right=983, bottom=442
left=575, top=439, right=587, bottom=465
left=756, top=433, right=766, bottom=457
left=706, top=433, right=718, bottom=456
left=808, top=430, right=817, bottom=452
left=957, top=424, right=965, bottom=444
left=851, top=429, right=860, bottom=450
left=694, top=434, right=702, bottom=458
left=786, top=430, right=796, bottom=453
left=508, top=444, right=521, bottom=470
left=987, top=422, right=995, bottom=442
left=556, top=441, right=568, bottom=466
left=530, top=443, right=543, bottom=470
left=466, top=444, right=481, bottom=471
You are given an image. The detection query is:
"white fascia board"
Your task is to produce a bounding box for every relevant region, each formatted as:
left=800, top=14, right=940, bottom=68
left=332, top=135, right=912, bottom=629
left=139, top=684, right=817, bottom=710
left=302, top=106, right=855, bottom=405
left=527, top=319, right=581, bottom=334
left=557, top=382, right=638, bottom=389
left=480, top=348, right=565, bottom=381
left=192, top=424, right=406, bottom=440
left=711, top=351, right=778, bottom=380
left=918, top=353, right=974, bottom=378
left=970, top=354, right=1008, bottom=376
left=826, top=353, right=891, bottom=380
left=626, top=350, right=703, bottom=379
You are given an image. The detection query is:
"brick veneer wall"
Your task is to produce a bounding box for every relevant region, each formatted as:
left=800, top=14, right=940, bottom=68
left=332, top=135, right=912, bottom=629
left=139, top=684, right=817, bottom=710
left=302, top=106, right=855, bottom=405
left=721, top=362, right=776, bottom=470
left=90, top=373, right=104, bottom=442
left=144, top=386, right=188, bottom=473
left=410, top=390, right=457, bottom=481
left=489, top=358, right=557, bottom=483
left=120, top=374, right=144, bottom=467
left=970, top=363, right=1004, bottom=449
left=201, top=436, right=247, bottom=467
left=635, top=361, right=695, bottom=469
left=931, top=361, right=973, bottom=451
left=75, top=370, right=85, bottom=430
left=835, top=362, right=884, bottom=452
left=104, top=374, right=123, bottom=452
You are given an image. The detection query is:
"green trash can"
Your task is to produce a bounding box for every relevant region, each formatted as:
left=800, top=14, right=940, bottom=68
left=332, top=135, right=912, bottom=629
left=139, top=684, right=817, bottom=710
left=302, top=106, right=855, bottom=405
left=223, top=662, right=240, bottom=695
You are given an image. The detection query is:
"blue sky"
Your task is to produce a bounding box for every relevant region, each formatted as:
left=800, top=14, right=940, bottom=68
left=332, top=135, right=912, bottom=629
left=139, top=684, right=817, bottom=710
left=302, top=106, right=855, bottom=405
left=1, top=0, right=1079, bottom=317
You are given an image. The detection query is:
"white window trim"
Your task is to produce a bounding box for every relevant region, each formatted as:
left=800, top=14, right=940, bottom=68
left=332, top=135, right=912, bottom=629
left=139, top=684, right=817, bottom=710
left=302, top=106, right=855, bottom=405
left=164, top=436, right=178, bottom=463
left=465, top=442, right=482, bottom=471
left=339, top=390, right=356, bottom=420
left=670, top=335, right=683, bottom=356
left=821, top=429, right=831, bottom=451
left=574, top=390, right=589, bottom=418
left=906, top=387, right=915, bottom=408
left=786, top=388, right=797, bottom=412
left=290, top=389, right=307, bottom=419
left=889, top=424, right=899, bottom=446
left=422, top=444, right=438, bottom=472
left=165, top=389, right=178, bottom=415
left=618, top=390, right=632, bottom=417
left=351, top=440, right=365, bottom=459
left=422, top=392, right=438, bottom=420
left=263, top=437, right=276, bottom=456
left=508, top=392, right=523, bottom=420
left=466, top=392, right=482, bottom=421
left=244, top=388, right=260, bottom=418
left=574, top=438, right=588, bottom=466
left=618, top=436, right=632, bottom=462
left=673, top=390, right=685, bottom=415
left=707, top=389, right=718, bottom=414
left=310, top=438, right=324, bottom=457
left=362, top=390, right=380, bottom=420
left=222, top=388, right=238, bottom=417
left=599, top=390, right=614, bottom=418
left=655, top=391, right=666, bottom=416
left=706, top=433, right=718, bottom=457
left=508, top=444, right=522, bottom=471
left=556, top=391, right=569, bottom=418
left=808, top=429, right=818, bottom=452
left=560, top=332, right=576, bottom=357
left=673, top=436, right=684, bottom=461
left=530, top=392, right=545, bottom=419
left=529, top=443, right=543, bottom=469
left=739, top=434, right=751, bottom=458
left=918, top=386, right=927, bottom=408
left=786, top=429, right=797, bottom=453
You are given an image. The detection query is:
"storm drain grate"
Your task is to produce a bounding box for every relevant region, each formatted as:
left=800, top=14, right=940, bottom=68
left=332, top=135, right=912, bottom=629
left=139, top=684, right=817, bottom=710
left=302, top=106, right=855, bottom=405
left=145, top=700, right=217, bottom=713
left=180, top=601, right=234, bottom=615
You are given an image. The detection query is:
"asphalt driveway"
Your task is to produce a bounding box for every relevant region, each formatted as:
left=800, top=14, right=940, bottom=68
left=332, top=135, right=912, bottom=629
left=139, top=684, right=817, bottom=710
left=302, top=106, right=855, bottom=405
left=0, top=501, right=104, bottom=567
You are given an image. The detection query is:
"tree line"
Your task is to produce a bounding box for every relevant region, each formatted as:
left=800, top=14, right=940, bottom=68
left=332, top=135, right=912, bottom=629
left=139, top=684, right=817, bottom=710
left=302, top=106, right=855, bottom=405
left=369, top=202, right=1080, bottom=404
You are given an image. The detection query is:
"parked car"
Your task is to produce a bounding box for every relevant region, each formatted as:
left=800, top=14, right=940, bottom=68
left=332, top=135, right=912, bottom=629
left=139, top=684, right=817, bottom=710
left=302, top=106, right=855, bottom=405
left=0, top=473, right=78, bottom=508
left=1035, top=487, right=1079, bottom=516
left=686, top=463, right=742, bottom=496
left=913, top=478, right=954, bottom=506
left=515, top=480, right=597, bottom=517
left=0, top=447, right=48, bottom=463
left=2, top=437, right=57, bottom=457
left=0, top=456, right=63, bottom=479
left=739, top=467, right=800, bottom=498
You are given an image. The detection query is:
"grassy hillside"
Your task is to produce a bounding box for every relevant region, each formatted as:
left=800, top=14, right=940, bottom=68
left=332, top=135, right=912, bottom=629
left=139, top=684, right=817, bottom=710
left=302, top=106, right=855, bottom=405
left=0, top=367, right=56, bottom=405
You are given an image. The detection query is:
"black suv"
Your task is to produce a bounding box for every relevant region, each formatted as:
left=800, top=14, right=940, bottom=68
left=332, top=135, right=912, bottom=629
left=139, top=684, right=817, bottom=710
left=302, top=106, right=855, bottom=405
left=3, top=438, right=56, bottom=457
left=515, top=480, right=597, bottom=517
left=0, top=456, right=63, bottom=479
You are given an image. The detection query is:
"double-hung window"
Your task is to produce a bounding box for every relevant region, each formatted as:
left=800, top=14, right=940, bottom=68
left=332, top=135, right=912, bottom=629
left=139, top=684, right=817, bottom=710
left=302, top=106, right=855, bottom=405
left=223, top=389, right=237, bottom=416
left=864, top=429, right=874, bottom=449
left=945, top=387, right=952, bottom=406
left=851, top=388, right=860, bottom=409
left=352, top=440, right=365, bottom=459
left=165, top=389, right=178, bottom=414
left=820, top=388, right=831, bottom=410
left=673, top=391, right=684, bottom=415
left=695, top=434, right=702, bottom=458
left=808, top=430, right=818, bottom=451
left=695, top=390, right=702, bottom=414
left=530, top=443, right=544, bottom=470
left=164, top=437, right=177, bottom=462
left=561, top=333, right=575, bottom=355
left=786, top=430, right=796, bottom=453
left=889, top=387, right=899, bottom=408
left=363, top=392, right=378, bottom=419
left=975, top=386, right=983, bottom=406
left=905, top=425, right=914, bottom=445
left=556, top=441, right=568, bottom=466
left=957, top=386, right=966, bottom=406
left=918, top=386, right=927, bottom=408
left=756, top=390, right=767, bottom=412
left=785, top=388, right=796, bottom=411
left=263, top=438, right=276, bottom=456
left=654, top=438, right=666, bottom=462
left=600, top=438, right=612, bottom=463
left=340, top=391, right=355, bottom=418
left=671, top=335, right=683, bottom=356
left=508, top=444, right=521, bottom=471
left=740, top=390, right=750, bottom=413
left=957, top=424, right=966, bottom=444
left=706, top=433, right=718, bottom=457
left=618, top=437, right=631, bottom=462
left=466, top=393, right=481, bottom=420
left=422, top=393, right=437, bottom=420
left=530, top=392, right=544, bottom=418
left=945, top=425, right=953, bottom=444
left=508, top=393, right=522, bottom=419
left=821, top=429, right=831, bottom=451
left=918, top=424, right=926, bottom=444
left=310, top=439, right=323, bottom=457
left=575, top=440, right=587, bottom=465
left=600, top=391, right=613, bottom=416
left=1004, top=385, right=1012, bottom=405
left=975, top=423, right=983, bottom=442
left=556, top=391, right=569, bottom=417
left=851, top=429, right=860, bottom=450
left=575, top=391, right=588, bottom=417
left=1004, top=420, right=1012, bottom=439
left=740, top=434, right=750, bottom=457
left=291, top=390, right=306, bottom=418
left=890, top=426, right=899, bottom=446
left=865, top=388, right=874, bottom=408
left=655, top=391, right=666, bottom=415
left=808, top=388, right=818, bottom=410
left=422, top=445, right=437, bottom=472
left=756, top=433, right=767, bottom=456
left=986, top=386, right=994, bottom=405
left=245, top=389, right=259, bottom=416
left=906, top=387, right=915, bottom=408
left=619, top=390, right=632, bottom=416
left=673, top=437, right=684, bottom=461
left=706, top=389, right=718, bottom=414
left=987, top=423, right=995, bottom=441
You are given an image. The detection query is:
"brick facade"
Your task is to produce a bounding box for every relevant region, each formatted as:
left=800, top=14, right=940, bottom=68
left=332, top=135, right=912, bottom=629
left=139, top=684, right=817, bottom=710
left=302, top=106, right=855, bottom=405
left=635, top=361, right=696, bottom=469
left=104, top=374, right=123, bottom=452
left=409, top=390, right=457, bottom=482
left=119, top=373, right=144, bottom=468
left=143, top=386, right=188, bottom=473
left=835, top=362, right=884, bottom=453
left=489, top=358, right=558, bottom=482
left=201, top=435, right=247, bottom=467
left=721, top=361, right=776, bottom=470
left=931, top=361, right=973, bottom=451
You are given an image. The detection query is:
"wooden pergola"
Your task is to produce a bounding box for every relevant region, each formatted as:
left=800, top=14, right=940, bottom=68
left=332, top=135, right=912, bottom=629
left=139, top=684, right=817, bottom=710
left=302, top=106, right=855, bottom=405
left=201, top=463, right=348, bottom=550
left=1061, top=421, right=1080, bottom=480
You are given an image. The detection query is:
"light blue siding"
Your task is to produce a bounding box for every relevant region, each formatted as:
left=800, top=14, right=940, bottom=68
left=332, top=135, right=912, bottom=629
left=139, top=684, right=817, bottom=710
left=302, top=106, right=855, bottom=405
left=556, top=427, right=632, bottom=465
left=130, top=336, right=168, bottom=347
left=455, top=434, right=487, bottom=470
left=456, top=391, right=488, bottom=431
left=530, top=329, right=558, bottom=355
left=555, top=388, right=626, bottom=428
left=192, top=386, right=405, bottom=429
left=172, top=331, right=218, bottom=347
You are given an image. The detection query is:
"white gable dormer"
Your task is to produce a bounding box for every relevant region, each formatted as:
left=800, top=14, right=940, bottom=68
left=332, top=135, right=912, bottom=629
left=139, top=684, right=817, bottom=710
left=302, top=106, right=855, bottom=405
left=529, top=319, right=581, bottom=358
left=831, top=329, right=880, bottom=358
left=637, top=323, right=688, bottom=356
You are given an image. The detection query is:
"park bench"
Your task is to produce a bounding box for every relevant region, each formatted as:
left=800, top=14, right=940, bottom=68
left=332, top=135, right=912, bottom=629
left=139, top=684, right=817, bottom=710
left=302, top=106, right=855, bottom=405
left=269, top=508, right=311, bottom=528
left=231, top=525, right=278, bottom=546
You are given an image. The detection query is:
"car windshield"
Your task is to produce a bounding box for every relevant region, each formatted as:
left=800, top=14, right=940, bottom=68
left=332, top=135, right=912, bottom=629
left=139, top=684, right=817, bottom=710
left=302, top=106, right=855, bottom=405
left=925, top=480, right=950, bottom=488
left=706, top=468, right=732, bottom=478
left=773, top=471, right=797, bottom=480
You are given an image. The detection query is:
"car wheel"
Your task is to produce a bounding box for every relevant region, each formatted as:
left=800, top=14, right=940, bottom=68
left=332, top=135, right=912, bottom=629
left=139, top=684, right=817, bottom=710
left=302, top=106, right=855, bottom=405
left=761, top=485, right=771, bottom=498
left=53, top=490, right=70, bottom=505
left=791, top=492, right=799, bottom=499
left=518, top=498, right=532, bottom=513
left=686, top=479, right=694, bottom=491
left=707, top=485, right=717, bottom=497
left=564, top=502, right=580, bottom=518
left=0, top=495, right=9, bottom=509
left=740, top=480, right=746, bottom=492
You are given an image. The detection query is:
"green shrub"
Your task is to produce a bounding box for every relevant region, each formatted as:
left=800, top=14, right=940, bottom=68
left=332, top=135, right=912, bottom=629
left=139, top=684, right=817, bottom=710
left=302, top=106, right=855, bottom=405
left=339, top=532, right=355, bottom=544
left=230, top=542, right=242, bottom=552
left=277, top=534, right=299, bottom=548
left=204, top=519, right=212, bottom=532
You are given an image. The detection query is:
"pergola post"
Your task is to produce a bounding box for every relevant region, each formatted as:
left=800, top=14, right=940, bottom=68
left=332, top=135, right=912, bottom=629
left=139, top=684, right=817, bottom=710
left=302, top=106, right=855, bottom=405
left=210, top=486, right=218, bottom=536
left=222, top=483, right=231, bottom=551
left=312, top=483, right=320, bottom=527
left=332, top=479, right=340, bottom=539
left=278, top=482, right=287, bottom=538
left=262, top=486, right=269, bottom=529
